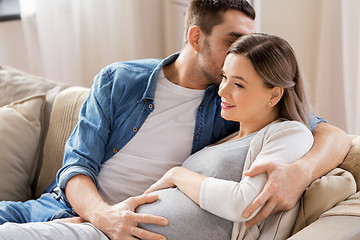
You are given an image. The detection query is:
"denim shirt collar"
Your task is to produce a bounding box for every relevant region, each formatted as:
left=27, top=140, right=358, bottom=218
left=142, top=52, right=180, bottom=101
left=142, top=52, right=220, bottom=101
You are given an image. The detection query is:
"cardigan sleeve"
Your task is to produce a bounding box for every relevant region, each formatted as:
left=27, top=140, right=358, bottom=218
left=199, top=121, right=314, bottom=222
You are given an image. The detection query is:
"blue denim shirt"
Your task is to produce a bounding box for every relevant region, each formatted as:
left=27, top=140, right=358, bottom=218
left=56, top=53, right=324, bottom=205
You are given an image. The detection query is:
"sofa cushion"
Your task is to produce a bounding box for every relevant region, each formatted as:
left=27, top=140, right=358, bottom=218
left=339, top=135, right=360, bottom=191
left=0, top=95, right=45, bottom=201
left=35, top=87, right=90, bottom=197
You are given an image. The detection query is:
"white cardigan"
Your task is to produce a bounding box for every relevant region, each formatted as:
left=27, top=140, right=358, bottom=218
left=199, top=120, right=314, bottom=240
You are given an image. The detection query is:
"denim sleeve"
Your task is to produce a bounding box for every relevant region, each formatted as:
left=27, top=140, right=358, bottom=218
left=56, top=69, right=113, bottom=206
left=309, top=112, right=327, bottom=132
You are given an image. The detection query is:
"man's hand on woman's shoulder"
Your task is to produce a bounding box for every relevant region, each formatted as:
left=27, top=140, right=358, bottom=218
left=242, top=161, right=311, bottom=227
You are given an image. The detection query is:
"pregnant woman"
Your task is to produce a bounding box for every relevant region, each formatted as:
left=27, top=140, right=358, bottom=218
left=136, top=33, right=314, bottom=240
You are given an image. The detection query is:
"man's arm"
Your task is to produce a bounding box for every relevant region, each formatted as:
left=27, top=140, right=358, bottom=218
left=242, top=122, right=352, bottom=227
left=65, top=175, right=168, bottom=240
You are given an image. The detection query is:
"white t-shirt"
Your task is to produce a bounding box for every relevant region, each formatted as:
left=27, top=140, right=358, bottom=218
left=97, top=69, right=205, bottom=205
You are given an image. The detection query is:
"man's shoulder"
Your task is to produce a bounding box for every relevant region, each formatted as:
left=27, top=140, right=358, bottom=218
left=103, top=58, right=162, bottom=76
left=92, top=58, right=163, bottom=90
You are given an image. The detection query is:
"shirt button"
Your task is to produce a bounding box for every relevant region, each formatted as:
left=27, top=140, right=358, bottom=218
left=195, top=135, right=199, bottom=140
left=149, top=103, right=153, bottom=109
left=133, top=127, right=138, bottom=132
left=113, top=148, right=118, bottom=153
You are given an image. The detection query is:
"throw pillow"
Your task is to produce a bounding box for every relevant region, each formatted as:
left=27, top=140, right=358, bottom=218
left=340, top=135, right=360, bottom=191
left=35, top=87, right=89, bottom=197
left=291, top=168, right=356, bottom=235
left=0, top=95, right=45, bottom=201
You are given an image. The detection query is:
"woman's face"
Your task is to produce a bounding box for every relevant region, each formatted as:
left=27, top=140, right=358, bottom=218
left=218, top=53, right=275, bottom=124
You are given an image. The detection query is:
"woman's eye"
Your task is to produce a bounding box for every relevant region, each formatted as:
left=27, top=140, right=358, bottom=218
left=235, top=83, right=244, bottom=88
left=220, top=73, right=227, bottom=79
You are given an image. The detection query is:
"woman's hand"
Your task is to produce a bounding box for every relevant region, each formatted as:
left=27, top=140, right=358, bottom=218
left=91, top=194, right=168, bottom=240
left=146, top=167, right=206, bottom=206
left=144, top=167, right=179, bottom=194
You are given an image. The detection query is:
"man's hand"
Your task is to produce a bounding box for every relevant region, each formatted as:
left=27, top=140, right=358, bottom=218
left=91, top=194, right=168, bottom=240
left=66, top=175, right=168, bottom=240
left=242, top=161, right=311, bottom=227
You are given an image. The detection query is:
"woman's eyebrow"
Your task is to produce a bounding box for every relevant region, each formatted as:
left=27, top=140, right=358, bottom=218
left=233, top=75, right=248, bottom=84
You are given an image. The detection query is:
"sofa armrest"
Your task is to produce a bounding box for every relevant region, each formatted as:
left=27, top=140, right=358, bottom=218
left=289, top=215, right=360, bottom=240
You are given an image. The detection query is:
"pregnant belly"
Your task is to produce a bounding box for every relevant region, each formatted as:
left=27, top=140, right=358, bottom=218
left=136, top=188, right=233, bottom=240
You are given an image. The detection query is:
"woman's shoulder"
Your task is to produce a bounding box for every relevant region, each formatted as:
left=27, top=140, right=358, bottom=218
left=263, top=119, right=310, bottom=133
left=247, top=120, right=314, bottom=165
left=255, top=119, right=313, bottom=144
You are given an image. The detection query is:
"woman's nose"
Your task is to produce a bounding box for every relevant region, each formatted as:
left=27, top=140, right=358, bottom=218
left=218, top=81, right=229, bottom=97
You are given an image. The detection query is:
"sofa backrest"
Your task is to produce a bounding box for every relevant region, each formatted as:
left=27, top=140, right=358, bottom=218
left=0, top=66, right=70, bottom=133
left=0, top=66, right=71, bottom=199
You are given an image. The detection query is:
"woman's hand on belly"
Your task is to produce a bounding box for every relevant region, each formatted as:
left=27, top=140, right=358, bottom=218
left=145, top=168, right=178, bottom=194
left=145, top=167, right=206, bottom=206
left=93, top=194, right=168, bottom=240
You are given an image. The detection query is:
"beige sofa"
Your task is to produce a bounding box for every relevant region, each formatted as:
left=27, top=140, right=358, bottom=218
left=1, top=65, right=360, bottom=239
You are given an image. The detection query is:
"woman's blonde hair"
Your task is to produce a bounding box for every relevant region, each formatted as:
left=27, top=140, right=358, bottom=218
left=229, top=33, right=312, bottom=128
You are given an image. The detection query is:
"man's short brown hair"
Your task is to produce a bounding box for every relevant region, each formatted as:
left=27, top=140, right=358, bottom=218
left=184, top=0, right=256, bottom=41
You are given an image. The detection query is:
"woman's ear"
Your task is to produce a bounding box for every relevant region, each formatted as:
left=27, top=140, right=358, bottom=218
left=187, top=25, right=202, bottom=52
left=269, top=87, right=284, bottom=106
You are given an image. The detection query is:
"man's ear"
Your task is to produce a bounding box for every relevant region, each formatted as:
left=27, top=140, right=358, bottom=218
left=187, top=25, right=202, bottom=52
left=270, top=87, right=284, bottom=106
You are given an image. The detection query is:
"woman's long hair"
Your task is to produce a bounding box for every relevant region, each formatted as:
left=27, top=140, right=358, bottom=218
left=229, top=33, right=312, bottom=128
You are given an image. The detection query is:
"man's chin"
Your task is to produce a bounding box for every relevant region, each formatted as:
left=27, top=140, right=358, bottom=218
left=211, top=74, right=222, bottom=85
left=214, top=78, right=222, bottom=85
left=201, top=70, right=222, bottom=85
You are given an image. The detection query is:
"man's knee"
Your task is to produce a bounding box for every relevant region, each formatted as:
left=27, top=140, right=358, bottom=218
left=0, top=201, right=28, bottom=224
left=0, top=194, right=68, bottom=224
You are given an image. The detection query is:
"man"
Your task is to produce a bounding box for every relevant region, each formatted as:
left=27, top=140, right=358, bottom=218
left=0, top=1, right=351, bottom=239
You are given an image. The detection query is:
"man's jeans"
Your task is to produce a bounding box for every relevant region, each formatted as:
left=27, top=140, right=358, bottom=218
left=0, top=192, right=76, bottom=224
left=0, top=192, right=107, bottom=240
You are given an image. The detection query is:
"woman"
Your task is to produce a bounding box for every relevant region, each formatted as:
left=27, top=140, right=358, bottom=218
left=136, top=33, right=314, bottom=240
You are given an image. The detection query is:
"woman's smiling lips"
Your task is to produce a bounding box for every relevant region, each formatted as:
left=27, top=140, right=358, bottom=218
left=221, top=101, right=236, bottom=109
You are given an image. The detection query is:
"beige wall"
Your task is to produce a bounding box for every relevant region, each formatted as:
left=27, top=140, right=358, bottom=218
left=260, top=0, right=322, bottom=105
left=0, top=1, right=327, bottom=98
